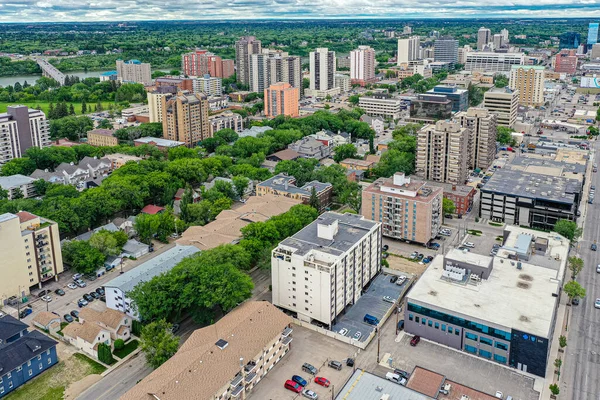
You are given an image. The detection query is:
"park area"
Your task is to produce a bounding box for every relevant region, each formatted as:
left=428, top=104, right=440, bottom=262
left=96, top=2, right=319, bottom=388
left=0, top=101, right=113, bottom=115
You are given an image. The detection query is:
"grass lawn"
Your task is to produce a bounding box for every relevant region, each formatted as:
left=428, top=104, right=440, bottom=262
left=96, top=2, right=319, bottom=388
left=0, top=101, right=113, bottom=116
left=113, top=339, right=139, bottom=359
left=5, top=353, right=106, bottom=400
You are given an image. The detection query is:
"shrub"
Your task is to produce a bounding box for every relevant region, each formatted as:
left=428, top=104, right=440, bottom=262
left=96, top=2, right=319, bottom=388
left=114, top=339, right=125, bottom=350
left=549, top=383, right=560, bottom=395
left=559, top=335, right=567, bottom=349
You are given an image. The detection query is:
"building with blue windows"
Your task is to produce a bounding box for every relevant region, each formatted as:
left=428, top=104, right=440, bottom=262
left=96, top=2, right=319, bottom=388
left=404, top=226, right=569, bottom=378
left=426, top=85, right=468, bottom=112
left=559, top=32, right=581, bottom=49
left=0, top=315, right=58, bottom=398
left=588, top=23, right=599, bottom=45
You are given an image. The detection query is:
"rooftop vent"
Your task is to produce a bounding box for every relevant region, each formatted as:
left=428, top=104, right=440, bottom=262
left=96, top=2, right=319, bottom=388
left=517, top=282, right=531, bottom=289
left=519, top=273, right=533, bottom=281
left=215, top=339, right=229, bottom=350
left=519, top=315, right=531, bottom=322
left=428, top=290, right=438, bottom=296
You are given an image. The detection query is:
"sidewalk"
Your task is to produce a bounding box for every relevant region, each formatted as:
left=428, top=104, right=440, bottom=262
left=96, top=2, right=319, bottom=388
left=540, top=293, right=568, bottom=399
left=100, top=340, right=143, bottom=377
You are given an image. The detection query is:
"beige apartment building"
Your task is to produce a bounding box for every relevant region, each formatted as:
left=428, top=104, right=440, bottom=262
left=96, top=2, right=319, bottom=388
left=162, top=92, right=210, bottom=147
left=235, top=36, right=262, bottom=85
left=147, top=90, right=171, bottom=123
left=87, top=129, right=118, bottom=147
left=509, top=65, right=545, bottom=107
left=362, top=173, right=442, bottom=244
left=116, top=59, right=152, bottom=86
left=455, top=108, right=498, bottom=171
left=122, top=301, right=292, bottom=400
left=0, top=211, right=64, bottom=303
left=416, top=120, right=469, bottom=185
left=483, top=87, right=519, bottom=128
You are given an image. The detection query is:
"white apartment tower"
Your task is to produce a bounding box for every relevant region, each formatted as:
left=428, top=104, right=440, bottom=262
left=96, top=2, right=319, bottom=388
left=477, top=27, right=491, bottom=50
left=249, top=49, right=302, bottom=98
left=116, top=59, right=152, bottom=86
left=193, top=74, right=223, bottom=96
left=271, top=212, right=381, bottom=327
left=310, top=48, right=336, bottom=92
left=397, top=36, right=420, bottom=64
left=350, top=45, right=376, bottom=86
left=0, top=106, right=50, bottom=165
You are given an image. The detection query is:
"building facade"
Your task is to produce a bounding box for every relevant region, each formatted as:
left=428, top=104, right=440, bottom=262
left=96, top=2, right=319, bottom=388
left=509, top=65, right=546, bottom=107
left=416, top=120, right=469, bottom=185
left=161, top=92, right=211, bottom=147
left=455, top=108, right=498, bottom=171
left=235, top=36, right=262, bottom=84
left=87, top=129, right=118, bottom=147
left=249, top=50, right=302, bottom=98
left=588, top=23, right=599, bottom=45
left=362, top=173, right=442, bottom=244
left=477, top=27, right=491, bottom=50
left=397, top=36, right=420, bottom=64
left=115, top=59, right=151, bottom=86
left=181, top=49, right=234, bottom=78
left=359, top=94, right=403, bottom=120
left=559, top=32, right=581, bottom=49
left=0, top=175, right=36, bottom=199
left=409, top=94, right=453, bottom=121
left=553, top=50, right=577, bottom=74
left=0, top=212, right=64, bottom=303
left=271, top=213, right=381, bottom=327
left=350, top=45, right=376, bottom=86
left=192, top=74, right=223, bottom=96
left=426, top=85, right=468, bottom=112
left=0, top=106, right=50, bottom=165
left=433, top=37, right=459, bottom=65
left=264, top=82, right=300, bottom=118
left=209, top=111, right=244, bottom=136
left=310, top=48, right=336, bottom=92
left=483, top=87, right=519, bottom=128
left=465, top=52, right=524, bottom=72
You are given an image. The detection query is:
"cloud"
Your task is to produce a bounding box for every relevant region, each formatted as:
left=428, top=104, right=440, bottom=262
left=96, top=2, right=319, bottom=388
left=0, top=0, right=600, bottom=21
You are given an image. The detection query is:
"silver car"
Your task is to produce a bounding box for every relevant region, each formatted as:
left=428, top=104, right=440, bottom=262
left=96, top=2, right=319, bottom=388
left=302, top=389, right=318, bottom=400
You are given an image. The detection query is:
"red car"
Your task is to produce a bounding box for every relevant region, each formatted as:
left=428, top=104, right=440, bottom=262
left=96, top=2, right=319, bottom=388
left=410, top=335, right=421, bottom=346
left=284, top=380, right=302, bottom=393
left=315, top=376, right=330, bottom=387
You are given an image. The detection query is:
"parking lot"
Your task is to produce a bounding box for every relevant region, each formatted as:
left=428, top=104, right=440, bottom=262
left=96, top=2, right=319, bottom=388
left=458, top=230, right=502, bottom=257
left=331, top=273, right=407, bottom=343
left=247, top=325, right=357, bottom=400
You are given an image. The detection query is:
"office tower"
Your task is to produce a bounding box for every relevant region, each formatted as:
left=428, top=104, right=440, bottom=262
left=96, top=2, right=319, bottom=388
left=350, top=45, right=376, bottom=86
left=0, top=106, right=50, bottom=165
left=483, top=87, right=519, bottom=128
left=264, top=82, right=299, bottom=118
left=397, top=36, right=420, bottom=64
left=493, top=34, right=504, bottom=49
left=509, top=65, right=546, bottom=107
left=362, top=173, right=442, bottom=244
left=455, top=108, right=498, bottom=171
left=162, top=92, right=210, bottom=147
left=464, top=52, right=524, bottom=72
left=501, top=28, right=509, bottom=43
left=181, top=50, right=234, bottom=78
left=310, top=48, right=336, bottom=91
left=477, top=27, right=491, bottom=50
left=416, top=120, right=469, bottom=185
left=0, top=211, right=64, bottom=300
left=193, top=74, right=223, bottom=96
left=554, top=49, right=578, bottom=74
left=115, top=59, right=152, bottom=85
left=589, top=23, right=599, bottom=45
left=559, top=32, right=581, bottom=49
left=433, top=37, right=458, bottom=64
left=235, top=36, right=262, bottom=84
left=271, top=212, right=381, bottom=327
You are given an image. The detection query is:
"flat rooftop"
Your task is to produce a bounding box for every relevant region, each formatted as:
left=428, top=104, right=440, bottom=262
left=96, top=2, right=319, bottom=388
left=446, top=249, right=493, bottom=269
left=364, top=176, right=442, bottom=203
left=408, top=253, right=561, bottom=338
left=509, top=156, right=587, bottom=174
left=335, top=369, right=432, bottom=400
left=134, top=137, right=185, bottom=147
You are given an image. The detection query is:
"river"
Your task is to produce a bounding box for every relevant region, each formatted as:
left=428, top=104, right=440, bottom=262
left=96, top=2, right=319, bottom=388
left=0, top=69, right=172, bottom=87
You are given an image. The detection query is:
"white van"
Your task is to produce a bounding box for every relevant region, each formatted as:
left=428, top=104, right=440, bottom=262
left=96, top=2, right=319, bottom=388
left=385, top=372, right=407, bottom=385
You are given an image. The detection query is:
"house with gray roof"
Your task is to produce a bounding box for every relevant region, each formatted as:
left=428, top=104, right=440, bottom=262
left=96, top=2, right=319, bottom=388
left=256, top=173, right=333, bottom=211
left=30, top=157, right=112, bottom=188
left=288, top=137, right=332, bottom=160
left=0, top=174, right=37, bottom=199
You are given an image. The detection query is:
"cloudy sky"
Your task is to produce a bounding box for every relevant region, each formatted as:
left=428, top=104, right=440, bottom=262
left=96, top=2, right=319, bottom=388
left=1, top=0, right=600, bottom=22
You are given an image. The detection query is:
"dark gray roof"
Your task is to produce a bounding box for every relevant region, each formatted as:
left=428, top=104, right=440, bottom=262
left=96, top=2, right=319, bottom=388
left=73, top=222, right=119, bottom=242
left=257, top=174, right=332, bottom=196
left=0, top=315, right=28, bottom=342
left=0, top=330, right=57, bottom=375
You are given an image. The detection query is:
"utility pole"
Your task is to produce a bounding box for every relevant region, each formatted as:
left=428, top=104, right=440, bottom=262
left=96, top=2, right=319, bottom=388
left=395, top=299, right=399, bottom=335
left=376, top=327, right=380, bottom=363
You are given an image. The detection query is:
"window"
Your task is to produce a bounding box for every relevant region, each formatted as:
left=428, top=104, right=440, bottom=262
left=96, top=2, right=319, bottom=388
left=46, top=349, right=50, bottom=355
left=465, top=332, right=478, bottom=341
left=47, top=358, right=51, bottom=365
left=455, top=329, right=460, bottom=336
left=480, top=337, right=493, bottom=346
left=441, top=324, right=446, bottom=332
left=28, top=370, right=32, bottom=376
left=408, top=314, right=414, bottom=321
left=415, top=316, right=420, bottom=323
left=428, top=320, right=433, bottom=327
left=27, top=361, right=31, bottom=367
left=494, top=354, right=507, bottom=363
left=495, top=342, right=508, bottom=351
left=39, top=364, right=42, bottom=370
left=7, top=373, right=10, bottom=379
left=434, top=322, right=440, bottom=329
left=421, top=318, right=426, bottom=325
left=448, top=327, right=453, bottom=334
left=16, top=367, right=22, bottom=372
left=465, top=344, right=477, bottom=354
left=479, top=349, right=492, bottom=359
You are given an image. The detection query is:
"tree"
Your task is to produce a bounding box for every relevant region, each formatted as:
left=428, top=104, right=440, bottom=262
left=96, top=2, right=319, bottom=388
left=0, top=158, right=37, bottom=176
left=89, top=230, right=120, bottom=256
left=140, top=320, right=180, bottom=369
left=568, top=256, right=584, bottom=280
left=0, top=188, right=8, bottom=200
left=97, top=343, right=114, bottom=364
left=554, top=219, right=582, bottom=242
left=179, top=186, right=194, bottom=223
left=497, top=126, right=515, bottom=145
left=494, top=74, right=509, bottom=88
left=309, top=186, right=320, bottom=211
left=443, top=198, right=456, bottom=216
left=333, top=143, right=358, bottom=163
left=114, top=339, right=125, bottom=350
left=97, top=119, right=113, bottom=129
left=563, top=280, right=586, bottom=304
left=549, top=383, right=560, bottom=395
left=62, top=240, right=106, bottom=274
left=348, top=94, right=360, bottom=106
left=81, top=100, right=87, bottom=114
left=11, top=188, right=24, bottom=200
left=232, top=176, right=249, bottom=200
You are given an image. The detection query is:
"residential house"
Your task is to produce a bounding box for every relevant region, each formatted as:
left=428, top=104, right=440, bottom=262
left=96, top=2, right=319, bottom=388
left=288, top=137, right=332, bottom=160
left=121, top=239, right=148, bottom=259
left=140, top=205, right=165, bottom=215
left=173, top=188, right=201, bottom=214
left=72, top=222, right=120, bottom=242
left=238, top=125, right=273, bottom=138
left=266, top=149, right=302, bottom=162
left=360, top=115, right=385, bottom=135
left=31, top=311, right=61, bottom=334
left=203, top=177, right=254, bottom=199
left=377, top=138, right=393, bottom=152
left=339, top=158, right=375, bottom=171
left=104, top=153, right=142, bottom=169
left=257, top=174, right=333, bottom=211
left=30, top=157, right=112, bottom=188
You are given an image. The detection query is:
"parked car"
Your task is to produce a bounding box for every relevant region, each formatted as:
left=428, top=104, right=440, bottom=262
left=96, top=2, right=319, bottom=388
left=363, top=314, right=379, bottom=325
left=394, top=369, right=410, bottom=379
left=416, top=254, right=424, bottom=261
left=41, top=295, right=52, bottom=302
left=595, top=299, right=600, bottom=309
left=328, top=360, right=342, bottom=370
left=284, top=380, right=303, bottom=393
left=382, top=296, right=395, bottom=303
left=100, top=295, right=106, bottom=302
left=95, top=287, right=105, bottom=296
left=444, top=214, right=453, bottom=219
left=302, top=363, right=318, bottom=375
left=592, top=243, right=597, bottom=251
left=428, top=242, right=440, bottom=249
left=572, top=297, right=580, bottom=305
left=19, top=307, right=33, bottom=319
left=597, top=264, right=600, bottom=273
left=54, top=289, right=65, bottom=296
left=422, top=257, right=431, bottom=264
left=396, top=276, right=407, bottom=286
left=410, top=335, right=421, bottom=346
left=345, top=358, right=354, bottom=367
left=382, top=245, right=389, bottom=251
left=37, top=290, right=51, bottom=298
left=78, top=299, right=88, bottom=308
left=89, top=292, right=100, bottom=299
left=315, top=376, right=330, bottom=387
left=385, top=372, right=407, bottom=385
left=338, top=328, right=349, bottom=336
left=67, top=283, right=78, bottom=290
left=397, top=320, right=405, bottom=331
left=495, top=391, right=503, bottom=399
left=72, top=273, right=83, bottom=281
left=83, top=293, right=94, bottom=302
left=170, top=323, right=180, bottom=334
left=75, top=279, right=87, bottom=288
left=292, top=375, right=307, bottom=387
left=458, top=247, right=470, bottom=252
left=409, top=251, right=418, bottom=259
left=302, top=389, right=318, bottom=400
left=463, top=242, right=475, bottom=248
left=64, top=314, right=74, bottom=323
left=353, top=331, right=362, bottom=340
left=390, top=275, right=398, bottom=284
left=70, top=310, right=79, bottom=319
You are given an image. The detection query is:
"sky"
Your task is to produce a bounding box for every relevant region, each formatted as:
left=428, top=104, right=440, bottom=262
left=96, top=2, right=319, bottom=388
left=1, top=0, right=600, bottom=22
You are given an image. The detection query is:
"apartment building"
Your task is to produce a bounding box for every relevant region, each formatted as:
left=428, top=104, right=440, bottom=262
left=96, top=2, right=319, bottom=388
left=416, top=120, right=469, bottom=185
left=115, top=59, right=151, bottom=86
left=465, top=52, right=524, bottom=72
left=455, top=108, right=498, bottom=170
left=0, top=106, right=50, bottom=165
left=0, top=212, right=64, bottom=302
left=87, top=129, right=117, bottom=147
left=362, top=173, right=442, bottom=244
left=154, top=77, right=194, bottom=92
left=359, top=94, right=402, bottom=120
left=0, top=174, right=37, bottom=199
left=235, top=36, right=262, bottom=84
left=192, top=74, right=222, bottom=96
left=415, top=178, right=476, bottom=216
left=181, top=49, right=234, bottom=78
left=123, top=301, right=292, bottom=400
left=434, top=37, right=459, bottom=64
left=249, top=50, right=303, bottom=98
left=257, top=173, right=333, bottom=211
left=554, top=50, right=577, bottom=74
left=30, top=157, right=112, bottom=186
left=350, top=45, right=376, bottom=86
left=209, top=111, right=244, bottom=136
left=335, top=74, right=351, bottom=93
left=477, top=27, right=491, bottom=50
left=509, top=65, right=546, bottom=107
left=397, top=36, right=420, bottom=64
left=483, top=87, right=519, bottom=128
left=288, top=136, right=331, bottom=160
left=307, top=48, right=339, bottom=98
left=161, top=92, right=211, bottom=147
left=264, top=82, right=300, bottom=118
left=147, top=87, right=176, bottom=123
left=271, top=212, right=381, bottom=327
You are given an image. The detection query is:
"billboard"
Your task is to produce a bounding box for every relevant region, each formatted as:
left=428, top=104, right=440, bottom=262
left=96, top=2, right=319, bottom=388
left=580, top=76, right=600, bottom=88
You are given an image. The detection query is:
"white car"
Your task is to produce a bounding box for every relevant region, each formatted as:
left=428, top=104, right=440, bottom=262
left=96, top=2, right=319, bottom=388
left=383, top=296, right=395, bottom=303
left=41, top=295, right=52, bottom=302
left=396, top=276, right=407, bottom=285
left=67, top=283, right=77, bottom=290
left=495, top=391, right=503, bottom=399
left=302, top=389, right=318, bottom=400
left=354, top=331, right=362, bottom=340
left=595, top=299, right=600, bottom=309
left=338, top=328, right=349, bottom=336
left=597, top=264, right=600, bottom=273
left=463, top=242, right=475, bottom=248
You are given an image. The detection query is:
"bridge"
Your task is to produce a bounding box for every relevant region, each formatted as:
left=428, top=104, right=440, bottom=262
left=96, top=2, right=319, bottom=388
left=36, top=59, right=66, bottom=86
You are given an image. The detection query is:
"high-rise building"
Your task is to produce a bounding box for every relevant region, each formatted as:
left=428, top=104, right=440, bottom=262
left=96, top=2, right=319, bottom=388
left=455, top=108, right=498, bottom=171
left=193, top=74, right=223, bottom=96
left=0, top=106, right=50, bottom=165
left=589, top=23, right=599, bottom=45
left=0, top=211, right=64, bottom=301
left=416, top=120, right=469, bottom=185
left=362, top=173, right=442, bottom=244
left=271, top=212, right=381, bottom=327
left=115, top=59, right=152, bottom=85
left=235, top=36, right=262, bottom=84
left=477, top=27, right=491, bottom=50
left=249, top=50, right=302, bottom=98
left=403, top=26, right=413, bottom=35
left=501, top=28, right=509, bottom=43
left=181, top=50, right=234, bottom=78
left=509, top=65, right=546, bottom=107
left=308, top=48, right=337, bottom=97
left=264, top=82, right=299, bottom=118
left=433, top=37, right=458, bottom=64
left=592, top=43, right=600, bottom=59
left=147, top=87, right=177, bottom=123
left=559, top=32, right=581, bottom=49
left=350, top=45, right=376, bottom=86
left=493, top=34, right=504, bottom=49
left=483, top=87, right=519, bottom=128
left=162, top=92, right=210, bottom=147
left=554, top=49, right=578, bottom=74
left=397, top=36, right=420, bottom=64
left=458, top=46, right=473, bottom=64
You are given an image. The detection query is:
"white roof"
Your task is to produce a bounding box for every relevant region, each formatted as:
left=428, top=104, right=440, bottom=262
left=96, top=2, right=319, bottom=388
left=0, top=174, right=36, bottom=190
left=134, top=137, right=185, bottom=147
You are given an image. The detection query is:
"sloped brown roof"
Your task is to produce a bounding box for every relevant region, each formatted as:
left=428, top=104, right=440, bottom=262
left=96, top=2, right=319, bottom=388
left=406, top=366, right=445, bottom=398
left=269, top=148, right=301, bottom=161
left=122, top=301, right=291, bottom=400
left=62, top=320, right=106, bottom=344
left=79, top=308, right=126, bottom=330
left=32, top=311, right=60, bottom=327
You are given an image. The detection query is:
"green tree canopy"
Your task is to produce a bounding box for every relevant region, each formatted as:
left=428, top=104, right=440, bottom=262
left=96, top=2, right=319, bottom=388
left=140, top=320, right=180, bottom=369
left=62, top=240, right=106, bottom=274
left=554, top=219, right=582, bottom=241
left=333, top=143, right=358, bottom=163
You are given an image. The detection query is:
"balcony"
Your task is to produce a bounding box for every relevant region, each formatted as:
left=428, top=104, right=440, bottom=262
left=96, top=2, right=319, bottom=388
left=282, top=327, right=293, bottom=338
left=244, top=372, right=257, bottom=384
left=244, top=361, right=257, bottom=373
left=231, top=374, right=243, bottom=388
left=282, top=336, right=293, bottom=346
left=231, top=384, right=244, bottom=397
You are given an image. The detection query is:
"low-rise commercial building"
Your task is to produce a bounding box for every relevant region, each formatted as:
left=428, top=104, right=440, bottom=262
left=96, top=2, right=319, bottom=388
left=362, top=173, right=442, bottom=244
left=257, top=173, right=333, bottom=211
left=272, top=212, right=381, bottom=327
left=359, top=94, right=403, bottom=120
left=483, top=87, right=519, bottom=128
left=464, top=52, right=524, bottom=72
left=336, top=369, right=430, bottom=400
left=0, top=174, right=37, bottom=199
left=209, top=111, right=244, bottom=136
left=87, top=129, right=117, bottom=147
left=426, top=85, right=468, bottom=112
left=409, top=94, right=453, bottom=121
